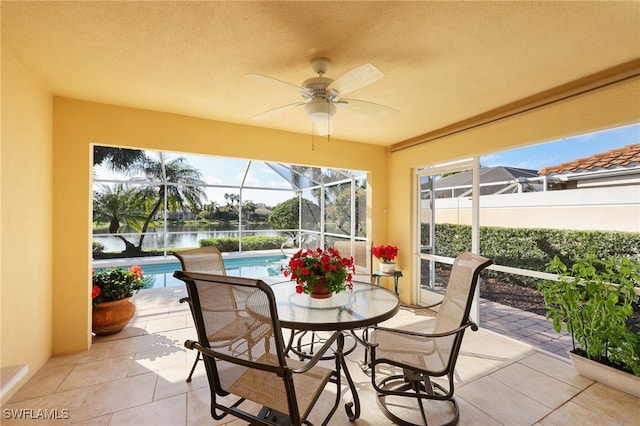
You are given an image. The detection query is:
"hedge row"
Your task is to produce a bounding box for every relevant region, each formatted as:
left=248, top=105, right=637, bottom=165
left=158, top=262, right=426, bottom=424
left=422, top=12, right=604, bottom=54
left=431, top=223, right=640, bottom=286
left=199, top=235, right=288, bottom=252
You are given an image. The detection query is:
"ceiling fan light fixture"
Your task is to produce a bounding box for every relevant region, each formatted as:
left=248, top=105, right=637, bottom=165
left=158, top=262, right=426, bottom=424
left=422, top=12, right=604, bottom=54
left=248, top=57, right=396, bottom=130
left=304, top=99, right=336, bottom=122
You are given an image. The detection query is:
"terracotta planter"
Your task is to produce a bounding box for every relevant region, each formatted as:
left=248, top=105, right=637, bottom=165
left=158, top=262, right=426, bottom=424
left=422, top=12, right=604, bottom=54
left=568, top=350, right=640, bottom=398
left=379, top=262, right=396, bottom=274
left=309, top=277, right=333, bottom=299
left=92, top=297, right=135, bottom=336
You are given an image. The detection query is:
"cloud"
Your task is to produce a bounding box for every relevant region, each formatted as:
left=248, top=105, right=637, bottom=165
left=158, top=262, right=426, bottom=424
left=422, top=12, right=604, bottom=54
left=205, top=175, right=224, bottom=185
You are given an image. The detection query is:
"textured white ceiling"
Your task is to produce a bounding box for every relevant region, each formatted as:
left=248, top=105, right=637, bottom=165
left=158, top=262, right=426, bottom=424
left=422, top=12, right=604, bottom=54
left=3, top=1, right=639, bottom=146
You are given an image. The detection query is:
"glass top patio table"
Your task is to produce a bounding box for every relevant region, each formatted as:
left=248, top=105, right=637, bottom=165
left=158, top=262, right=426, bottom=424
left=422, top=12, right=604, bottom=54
left=249, top=279, right=399, bottom=422
left=259, top=279, right=401, bottom=332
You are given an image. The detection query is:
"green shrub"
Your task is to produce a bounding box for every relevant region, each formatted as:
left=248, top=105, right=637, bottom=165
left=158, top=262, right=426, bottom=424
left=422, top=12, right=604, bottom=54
left=199, top=235, right=288, bottom=252
left=429, top=223, right=640, bottom=287
left=92, top=241, right=105, bottom=254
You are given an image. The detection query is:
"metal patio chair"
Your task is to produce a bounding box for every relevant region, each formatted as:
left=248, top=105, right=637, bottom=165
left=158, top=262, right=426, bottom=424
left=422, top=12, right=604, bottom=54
left=173, top=246, right=227, bottom=382
left=174, top=271, right=343, bottom=426
left=360, top=252, right=492, bottom=426
left=333, top=240, right=373, bottom=279
left=173, top=245, right=226, bottom=275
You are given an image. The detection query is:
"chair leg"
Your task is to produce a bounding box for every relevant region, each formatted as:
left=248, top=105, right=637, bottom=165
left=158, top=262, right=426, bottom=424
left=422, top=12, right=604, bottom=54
left=186, top=352, right=200, bottom=382
left=375, top=372, right=460, bottom=426
left=412, top=379, right=429, bottom=425
left=361, top=327, right=371, bottom=368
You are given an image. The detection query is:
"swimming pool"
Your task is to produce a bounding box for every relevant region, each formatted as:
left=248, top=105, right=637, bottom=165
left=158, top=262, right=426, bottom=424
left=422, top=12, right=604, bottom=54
left=103, top=254, right=289, bottom=289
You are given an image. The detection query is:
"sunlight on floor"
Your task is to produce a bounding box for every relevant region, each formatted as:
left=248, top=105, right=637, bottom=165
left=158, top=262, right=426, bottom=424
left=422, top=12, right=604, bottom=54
left=2, top=287, right=638, bottom=425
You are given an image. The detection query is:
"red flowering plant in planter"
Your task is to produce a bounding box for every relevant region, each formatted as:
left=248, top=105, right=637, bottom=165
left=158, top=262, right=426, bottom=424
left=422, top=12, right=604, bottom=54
left=282, top=247, right=355, bottom=295
left=91, top=265, right=149, bottom=306
left=372, top=245, right=399, bottom=263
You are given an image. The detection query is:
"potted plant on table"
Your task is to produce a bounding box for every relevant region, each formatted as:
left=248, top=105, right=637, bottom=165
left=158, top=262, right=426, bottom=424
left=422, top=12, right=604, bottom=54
left=372, top=244, right=399, bottom=273
left=537, top=255, right=640, bottom=397
left=91, top=265, right=149, bottom=335
left=282, top=247, right=355, bottom=299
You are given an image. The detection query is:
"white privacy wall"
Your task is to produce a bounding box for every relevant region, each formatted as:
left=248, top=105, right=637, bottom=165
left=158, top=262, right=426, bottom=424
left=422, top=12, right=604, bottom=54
left=429, top=186, right=640, bottom=232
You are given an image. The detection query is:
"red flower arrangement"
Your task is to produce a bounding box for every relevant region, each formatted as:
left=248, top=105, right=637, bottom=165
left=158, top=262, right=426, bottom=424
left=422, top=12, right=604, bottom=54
left=282, top=247, right=355, bottom=295
left=92, top=265, right=148, bottom=305
left=372, top=245, right=399, bottom=263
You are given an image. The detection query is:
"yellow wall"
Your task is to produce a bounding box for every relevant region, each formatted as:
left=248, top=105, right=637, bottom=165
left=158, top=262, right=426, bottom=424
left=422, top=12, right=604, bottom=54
left=1, top=51, right=53, bottom=401
left=387, top=77, right=640, bottom=302
left=2, top=38, right=638, bottom=402
left=52, top=98, right=389, bottom=354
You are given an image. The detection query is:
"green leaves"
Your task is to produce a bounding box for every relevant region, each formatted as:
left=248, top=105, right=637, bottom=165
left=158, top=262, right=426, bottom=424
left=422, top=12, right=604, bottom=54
left=431, top=223, right=640, bottom=289
left=538, top=255, right=640, bottom=376
left=92, top=266, right=149, bottom=304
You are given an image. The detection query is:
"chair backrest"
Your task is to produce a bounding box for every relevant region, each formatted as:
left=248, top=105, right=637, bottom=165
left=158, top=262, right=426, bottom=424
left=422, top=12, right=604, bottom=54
left=334, top=241, right=372, bottom=275
left=434, top=252, right=493, bottom=334
left=173, top=246, right=226, bottom=275
left=173, top=271, right=298, bottom=418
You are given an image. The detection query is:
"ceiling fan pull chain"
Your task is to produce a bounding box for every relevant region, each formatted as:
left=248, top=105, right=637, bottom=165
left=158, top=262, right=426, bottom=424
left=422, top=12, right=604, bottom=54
left=327, top=99, right=331, bottom=143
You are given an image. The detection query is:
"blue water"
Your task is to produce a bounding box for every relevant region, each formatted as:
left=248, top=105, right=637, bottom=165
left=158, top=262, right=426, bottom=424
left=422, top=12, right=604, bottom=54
left=120, top=255, right=288, bottom=289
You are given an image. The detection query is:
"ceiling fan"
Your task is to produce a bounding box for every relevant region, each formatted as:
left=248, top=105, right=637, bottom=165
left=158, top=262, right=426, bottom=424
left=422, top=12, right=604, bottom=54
left=246, top=57, right=398, bottom=136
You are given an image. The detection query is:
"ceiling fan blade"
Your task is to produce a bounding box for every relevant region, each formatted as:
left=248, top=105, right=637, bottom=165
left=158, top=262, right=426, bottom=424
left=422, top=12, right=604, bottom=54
left=335, top=98, right=398, bottom=117
left=251, top=102, right=306, bottom=120
left=245, top=73, right=312, bottom=97
left=326, top=63, right=384, bottom=96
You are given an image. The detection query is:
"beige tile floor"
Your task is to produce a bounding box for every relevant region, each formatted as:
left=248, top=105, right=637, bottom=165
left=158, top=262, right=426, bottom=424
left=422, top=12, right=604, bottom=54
left=3, top=286, right=639, bottom=425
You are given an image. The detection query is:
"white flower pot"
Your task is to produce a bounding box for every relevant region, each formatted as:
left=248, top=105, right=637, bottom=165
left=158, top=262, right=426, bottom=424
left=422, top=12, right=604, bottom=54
left=379, top=262, right=396, bottom=274
left=568, top=350, right=640, bottom=398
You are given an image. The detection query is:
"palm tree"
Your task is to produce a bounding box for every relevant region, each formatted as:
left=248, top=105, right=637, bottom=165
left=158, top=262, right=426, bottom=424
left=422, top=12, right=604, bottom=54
left=242, top=200, right=257, bottom=220
left=197, top=201, right=219, bottom=220
left=224, top=193, right=240, bottom=210
left=93, top=184, right=148, bottom=252
left=288, top=166, right=324, bottom=228
left=134, top=156, right=206, bottom=251
left=289, top=165, right=323, bottom=194
left=206, top=201, right=219, bottom=220
left=288, top=166, right=354, bottom=233
left=93, top=146, right=145, bottom=171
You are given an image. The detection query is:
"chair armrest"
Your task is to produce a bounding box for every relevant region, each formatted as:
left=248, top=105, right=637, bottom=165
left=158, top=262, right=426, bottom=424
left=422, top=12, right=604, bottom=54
left=185, top=339, right=286, bottom=375
left=421, top=299, right=443, bottom=310
left=398, top=300, right=441, bottom=312
left=405, top=299, right=443, bottom=310
left=366, top=320, right=478, bottom=341
left=291, top=331, right=342, bottom=374
left=186, top=335, right=340, bottom=378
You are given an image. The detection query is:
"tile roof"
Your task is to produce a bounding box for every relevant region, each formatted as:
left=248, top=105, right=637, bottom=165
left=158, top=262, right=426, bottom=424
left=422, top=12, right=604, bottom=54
left=538, top=143, right=640, bottom=175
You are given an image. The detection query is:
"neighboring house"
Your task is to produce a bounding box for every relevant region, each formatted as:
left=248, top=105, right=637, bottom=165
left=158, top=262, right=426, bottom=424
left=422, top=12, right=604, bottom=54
left=431, top=144, right=640, bottom=198
left=253, top=206, right=272, bottom=216
left=539, top=143, right=640, bottom=190
left=428, top=144, right=640, bottom=232
left=434, top=166, right=543, bottom=197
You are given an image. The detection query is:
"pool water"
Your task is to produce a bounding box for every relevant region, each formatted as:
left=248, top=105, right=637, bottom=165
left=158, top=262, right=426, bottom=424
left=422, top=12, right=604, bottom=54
left=123, top=255, right=288, bottom=289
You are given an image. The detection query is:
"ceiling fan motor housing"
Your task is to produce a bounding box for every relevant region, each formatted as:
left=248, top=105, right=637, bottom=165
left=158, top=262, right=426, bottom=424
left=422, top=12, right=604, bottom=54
left=302, top=74, right=338, bottom=121
left=302, top=77, right=338, bottom=98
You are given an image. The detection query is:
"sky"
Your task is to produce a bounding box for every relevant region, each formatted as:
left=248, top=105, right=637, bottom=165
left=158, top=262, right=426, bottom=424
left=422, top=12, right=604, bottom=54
left=482, top=123, right=639, bottom=171
left=94, top=122, right=639, bottom=207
